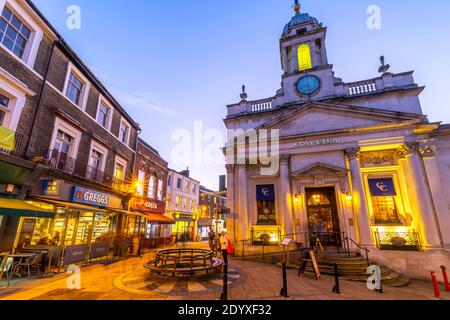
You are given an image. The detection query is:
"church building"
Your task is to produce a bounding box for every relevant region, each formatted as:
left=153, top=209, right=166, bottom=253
left=224, top=4, right=450, bottom=279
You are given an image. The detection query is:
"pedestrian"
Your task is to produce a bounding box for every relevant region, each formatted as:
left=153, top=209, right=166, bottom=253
left=208, top=227, right=216, bottom=250
left=219, top=231, right=232, bottom=264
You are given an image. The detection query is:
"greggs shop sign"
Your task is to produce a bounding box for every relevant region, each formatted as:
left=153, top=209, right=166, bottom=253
left=130, top=198, right=165, bottom=214
left=72, top=186, right=110, bottom=207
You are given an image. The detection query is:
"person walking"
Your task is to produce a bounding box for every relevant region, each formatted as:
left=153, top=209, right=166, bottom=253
left=219, top=231, right=232, bottom=264
left=208, top=227, right=216, bottom=250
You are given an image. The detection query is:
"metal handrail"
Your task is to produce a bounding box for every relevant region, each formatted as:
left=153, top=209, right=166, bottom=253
left=344, top=236, right=370, bottom=266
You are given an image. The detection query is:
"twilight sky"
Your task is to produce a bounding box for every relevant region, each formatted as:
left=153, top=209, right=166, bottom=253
left=32, top=0, right=450, bottom=190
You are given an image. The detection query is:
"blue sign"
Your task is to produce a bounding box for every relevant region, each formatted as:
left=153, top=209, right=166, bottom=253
left=369, top=178, right=397, bottom=197
left=256, top=185, right=275, bottom=201
left=72, top=186, right=110, bottom=207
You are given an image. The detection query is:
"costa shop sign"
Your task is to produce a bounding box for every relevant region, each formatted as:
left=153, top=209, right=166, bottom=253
left=72, top=186, right=110, bottom=207
left=131, top=198, right=165, bottom=214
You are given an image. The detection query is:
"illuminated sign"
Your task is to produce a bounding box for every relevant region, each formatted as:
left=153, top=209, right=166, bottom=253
left=368, top=178, right=397, bottom=197
left=295, top=138, right=338, bottom=148
left=256, top=185, right=275, bottom=201
left=130, top=198, right=165, bottom=214
left=72, top=186, right=110, bottom=207
left=42, top=180, right=62, bottom=196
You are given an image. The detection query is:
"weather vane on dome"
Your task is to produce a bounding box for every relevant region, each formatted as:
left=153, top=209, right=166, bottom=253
left=293, top=0, right=301, bottom=13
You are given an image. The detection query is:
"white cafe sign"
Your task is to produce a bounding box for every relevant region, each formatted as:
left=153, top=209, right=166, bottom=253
left=295, top=138, right=338, bottom=148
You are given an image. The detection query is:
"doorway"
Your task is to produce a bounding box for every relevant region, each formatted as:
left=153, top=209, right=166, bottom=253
left=305, top=187, right=341, bottom=247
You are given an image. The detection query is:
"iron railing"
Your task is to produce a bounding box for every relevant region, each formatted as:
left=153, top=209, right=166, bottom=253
left=374, top=229, right=422, bottom=251
left=47, top=149, right=130, bottom=192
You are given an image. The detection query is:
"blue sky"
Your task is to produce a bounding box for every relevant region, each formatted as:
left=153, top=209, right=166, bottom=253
left=32, top=0, right=450, bottom=190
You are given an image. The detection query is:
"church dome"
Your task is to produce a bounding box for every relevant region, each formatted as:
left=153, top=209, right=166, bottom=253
left=282, top=12, right=319, bottom=36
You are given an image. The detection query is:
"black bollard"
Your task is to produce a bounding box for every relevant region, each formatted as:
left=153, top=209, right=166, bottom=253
left=280, top=262, right=289, bottom=297
left=332, top=263, right=341, bottom=294
left=221, top=263, right=228, bottom=300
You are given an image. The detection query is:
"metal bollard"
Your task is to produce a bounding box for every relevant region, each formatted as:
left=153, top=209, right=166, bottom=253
left=221, top=263, right=228, bottom=301
left=280, top=262, right=289, bottom=297
left=431, top=271, right=441, bottom=298
left=440, top=266, right=450, bottom=291
left=332, top=263, right=341, bottom=294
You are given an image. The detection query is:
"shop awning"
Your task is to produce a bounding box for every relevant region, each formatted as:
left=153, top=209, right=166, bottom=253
left=0, top=198, right=55, bottom=218
left=111, top=209, right=146, bottom=217
left=32, top=198, right=108, bottom=213
left=144, top=213, right=175, bottom=224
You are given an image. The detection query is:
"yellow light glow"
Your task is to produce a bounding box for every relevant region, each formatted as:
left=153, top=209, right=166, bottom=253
left=298, top=44, right=312, bottom=71
left=346, top=193, right=353, bottom=202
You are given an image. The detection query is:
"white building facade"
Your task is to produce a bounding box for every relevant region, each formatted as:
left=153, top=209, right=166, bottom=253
left=165, top=169, right=200, bottom=242
left=224, top=6, right=450, bottom=279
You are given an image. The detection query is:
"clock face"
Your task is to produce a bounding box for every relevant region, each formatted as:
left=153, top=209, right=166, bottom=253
left=296, top=75, right=320, bottom=96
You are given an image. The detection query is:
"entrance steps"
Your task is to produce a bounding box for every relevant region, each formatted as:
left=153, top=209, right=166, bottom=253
left=305, top=251, right=410, bottom=287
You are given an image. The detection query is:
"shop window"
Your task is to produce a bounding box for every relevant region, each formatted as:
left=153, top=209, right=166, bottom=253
left=371, top=196, right=400, bottom=225
left=298, top=43, right=312, bottom=71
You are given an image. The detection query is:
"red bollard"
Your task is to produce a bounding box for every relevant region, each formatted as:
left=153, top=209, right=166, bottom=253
left=431, top=271, right=441, bottom=298
left=441, top=266, right=450, bottom=291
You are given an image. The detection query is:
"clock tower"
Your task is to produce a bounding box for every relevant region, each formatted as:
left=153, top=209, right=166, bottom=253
left=278, top=2, right=338, bottom=103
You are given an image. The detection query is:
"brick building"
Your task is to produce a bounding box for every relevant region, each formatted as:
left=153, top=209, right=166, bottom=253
left=0, top=0, right=142, bottom=253
left=198, top=182, right=228, bottom=240
left=129, top=138, right=173, bottom=248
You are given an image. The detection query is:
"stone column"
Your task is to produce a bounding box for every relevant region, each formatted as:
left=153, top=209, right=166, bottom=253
left=419, top=143, right=450, bottom=248
left=237, top=165, right=249, bottom=241
left=399, top=143, right=442, bottom=248
left=345, top=148, right=372, bottom=246
left=226, top=164, right=236, bottom=242
left=280, top=155, right=294, bottom=236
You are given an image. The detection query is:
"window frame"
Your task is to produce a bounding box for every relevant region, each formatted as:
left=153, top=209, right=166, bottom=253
left=49, top=117, right=82, bottom=160
left=62, top=62, right=91, bottom=111
left=157, top=178, right=163, bottom=201
left=118, top=117, right=131, bottom=146
left=0, top=1, right=44, bottom=68
left=88, top=139, right=108, bottom=173
left=113, top=155, right=127, bottom=182
left=148, top=175, right=156, bottom=199
left=96, top=95, right=114, bottom=131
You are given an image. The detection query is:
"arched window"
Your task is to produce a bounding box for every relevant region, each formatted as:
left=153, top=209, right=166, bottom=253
left=298, top=44, right=312, bottom=71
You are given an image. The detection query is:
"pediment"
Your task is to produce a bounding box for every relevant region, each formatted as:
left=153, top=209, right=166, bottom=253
left=292, top=162, right=348, bottom=178
left=257, top=102, right=424, bottom=137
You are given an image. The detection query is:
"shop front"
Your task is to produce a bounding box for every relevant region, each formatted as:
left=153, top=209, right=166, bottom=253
left=130, top=197, right=175, bottom=249
left=11, top=179, right=136, bottom=252
left=173, top=213, right=197, bottom=243
left=198, top=218, right=226, bottom=240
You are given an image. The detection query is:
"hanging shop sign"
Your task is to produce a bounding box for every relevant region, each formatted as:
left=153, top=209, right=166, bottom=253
left=71, top=186, right=110, bottom=207
left=256, top=185, right=275, bottom=201
left=176, top=213, right=196, bottom=220
left=42, top=179, right=63, bottom=196
left=130, top=198, right=165, bottom=214
left=295, top=138, right=338, bottom=148
left=368, top=178, right=397, bottom=197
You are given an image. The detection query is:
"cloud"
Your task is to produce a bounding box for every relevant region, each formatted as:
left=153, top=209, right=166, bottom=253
left=112, top=91, right=177, bottom=116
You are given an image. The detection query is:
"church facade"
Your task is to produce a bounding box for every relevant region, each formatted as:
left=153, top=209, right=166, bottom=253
left=224, top=6, right=450, bottom=279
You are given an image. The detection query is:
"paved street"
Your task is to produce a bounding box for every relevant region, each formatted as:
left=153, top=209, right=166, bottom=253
left=1, top=243, right=448, bottom=301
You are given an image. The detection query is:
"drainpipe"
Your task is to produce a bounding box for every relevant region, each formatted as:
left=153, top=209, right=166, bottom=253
left=25, top=38, right=61, bottom=158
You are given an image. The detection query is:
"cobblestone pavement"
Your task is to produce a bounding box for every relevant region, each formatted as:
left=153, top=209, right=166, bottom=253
left=1, top=242, right=449, bottom=301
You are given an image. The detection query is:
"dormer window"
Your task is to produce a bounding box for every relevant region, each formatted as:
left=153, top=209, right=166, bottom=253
left=0, top=6, right=30, bottom=59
